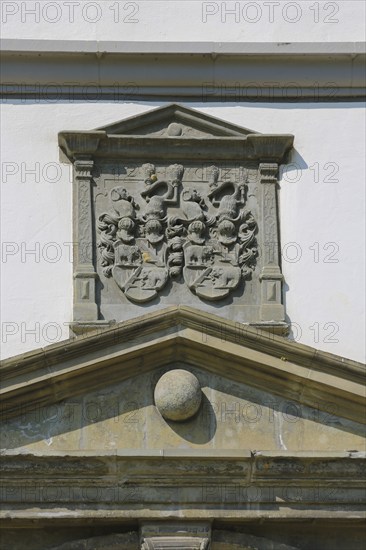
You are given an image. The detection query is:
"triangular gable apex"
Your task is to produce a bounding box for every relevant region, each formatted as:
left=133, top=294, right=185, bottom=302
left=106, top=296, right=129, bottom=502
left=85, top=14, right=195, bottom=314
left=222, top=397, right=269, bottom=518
left=95, top=103, right=259, bottom=137
left=1, top=307, right=364, bottom=424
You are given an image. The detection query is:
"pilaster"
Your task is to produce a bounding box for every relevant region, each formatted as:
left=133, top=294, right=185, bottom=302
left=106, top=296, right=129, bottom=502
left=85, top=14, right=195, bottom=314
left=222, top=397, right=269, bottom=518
left=259, top=162, right=285, bottom=322
left=73, top=155, right=98, bottom=322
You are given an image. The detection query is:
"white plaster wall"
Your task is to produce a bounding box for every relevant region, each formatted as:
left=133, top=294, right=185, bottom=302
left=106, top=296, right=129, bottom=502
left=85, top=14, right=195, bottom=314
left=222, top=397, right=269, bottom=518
left=1, top=0, right=365, bottom=43
left=1, top=101, right=365, bottom=362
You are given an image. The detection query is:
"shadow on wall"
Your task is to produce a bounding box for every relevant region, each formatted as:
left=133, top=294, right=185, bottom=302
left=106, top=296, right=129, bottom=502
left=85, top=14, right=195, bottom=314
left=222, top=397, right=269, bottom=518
left=279, top=147, right=308, bottom=343
left=279, top=147, right=308, bottom=186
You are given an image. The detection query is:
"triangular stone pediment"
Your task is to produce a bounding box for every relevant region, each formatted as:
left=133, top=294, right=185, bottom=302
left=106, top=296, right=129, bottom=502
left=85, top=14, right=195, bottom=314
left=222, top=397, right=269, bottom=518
left=3, top=358, right=364, bottom=454
left=58, top=102, right=293, bottom=162
left=95, top=103, right=258, bottom=137
left=1, top=307, right=364, bottom=455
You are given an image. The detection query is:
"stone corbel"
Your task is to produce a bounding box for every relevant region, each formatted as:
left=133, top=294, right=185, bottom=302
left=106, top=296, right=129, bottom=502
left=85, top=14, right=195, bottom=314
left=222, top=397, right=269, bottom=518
left=259, top=162, right=285, bottom=322
left=73, top=155, right=98, bottom=322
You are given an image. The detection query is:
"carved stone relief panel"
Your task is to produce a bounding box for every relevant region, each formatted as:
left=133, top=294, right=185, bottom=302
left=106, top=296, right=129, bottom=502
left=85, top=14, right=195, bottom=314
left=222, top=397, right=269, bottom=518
left=96, top=162, right=257, bottom=305
left=58, top=104, right=294, bottom=332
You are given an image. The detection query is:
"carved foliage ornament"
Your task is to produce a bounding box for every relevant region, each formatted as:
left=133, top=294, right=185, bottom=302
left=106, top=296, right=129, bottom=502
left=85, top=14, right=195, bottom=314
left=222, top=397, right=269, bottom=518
left=98, top=164, right=257, bottom=303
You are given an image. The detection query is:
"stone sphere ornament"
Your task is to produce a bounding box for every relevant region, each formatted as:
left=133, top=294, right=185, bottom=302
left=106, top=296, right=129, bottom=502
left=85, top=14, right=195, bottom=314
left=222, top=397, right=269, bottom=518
left=167, top=122, right=183, bottom=136
left=154, top=369, right=202, bottom=422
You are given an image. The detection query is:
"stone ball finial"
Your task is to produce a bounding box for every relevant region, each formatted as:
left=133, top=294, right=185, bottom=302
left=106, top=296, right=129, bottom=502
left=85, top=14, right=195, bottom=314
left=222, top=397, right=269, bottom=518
left=167, top=122, right=183, bottom=136
left=154, top=369, right=202, bottom=422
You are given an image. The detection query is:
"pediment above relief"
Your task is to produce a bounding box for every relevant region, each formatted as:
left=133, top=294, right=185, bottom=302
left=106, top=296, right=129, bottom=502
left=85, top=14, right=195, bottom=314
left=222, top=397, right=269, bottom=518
left=94, top=103, right=258, bottom=137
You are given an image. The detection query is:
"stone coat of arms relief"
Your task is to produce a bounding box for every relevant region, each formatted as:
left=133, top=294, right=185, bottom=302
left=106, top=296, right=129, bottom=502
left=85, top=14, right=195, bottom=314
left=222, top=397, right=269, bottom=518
left=58, top=103, right=294, bottom=330
left=98, top=163, right=257, bottom=304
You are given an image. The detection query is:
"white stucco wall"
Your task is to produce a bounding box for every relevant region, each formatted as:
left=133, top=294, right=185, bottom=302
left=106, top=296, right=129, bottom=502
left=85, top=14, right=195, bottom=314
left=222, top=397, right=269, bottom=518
left=1, top=101, right=365, bottom=362
left=1, top=0, right=365, bottom=43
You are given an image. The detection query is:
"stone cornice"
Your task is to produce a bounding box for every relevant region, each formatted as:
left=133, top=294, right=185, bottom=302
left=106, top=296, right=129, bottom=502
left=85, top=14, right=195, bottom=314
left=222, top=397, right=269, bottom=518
left=59, top=133, right=295, bottom=163
left=1, top=41, right=365, bottom=101
left=1, top=306, right=363, bottom=382
left=0, top=307, right=365, bottom=423
left=1, top=450, right=365, bottom=523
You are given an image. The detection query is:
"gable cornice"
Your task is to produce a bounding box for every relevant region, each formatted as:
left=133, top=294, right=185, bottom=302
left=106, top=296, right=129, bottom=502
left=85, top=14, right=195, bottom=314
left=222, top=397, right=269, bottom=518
left=1, top=306, right=363, bottom=382
left=1, top=307, right=365, bottom=423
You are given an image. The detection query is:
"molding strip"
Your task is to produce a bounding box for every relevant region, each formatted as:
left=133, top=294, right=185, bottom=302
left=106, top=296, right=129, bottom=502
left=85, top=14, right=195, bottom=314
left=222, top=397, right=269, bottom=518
left=1, top=40, right=366, bottom=55
left=1, top=41, right=365, bottom=101
left=1, top=451, right=365, bottom=522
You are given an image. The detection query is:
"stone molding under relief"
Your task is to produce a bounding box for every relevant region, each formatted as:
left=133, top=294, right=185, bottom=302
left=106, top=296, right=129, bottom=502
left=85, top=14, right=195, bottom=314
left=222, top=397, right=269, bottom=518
left=98, top=163, right=257, bottom=303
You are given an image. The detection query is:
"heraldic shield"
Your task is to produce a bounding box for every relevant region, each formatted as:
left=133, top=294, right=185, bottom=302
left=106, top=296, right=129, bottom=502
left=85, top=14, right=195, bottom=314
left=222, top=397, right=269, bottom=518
left=112, top=237, right=169, bottom=304
left=183, top=242, right=242, bottom=301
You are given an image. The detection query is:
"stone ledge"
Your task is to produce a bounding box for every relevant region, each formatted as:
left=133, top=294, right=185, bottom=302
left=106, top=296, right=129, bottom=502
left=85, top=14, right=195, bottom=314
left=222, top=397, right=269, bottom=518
left=2, top=449, right=364, bottom=458
left=1, top=39, right=365, bottom=55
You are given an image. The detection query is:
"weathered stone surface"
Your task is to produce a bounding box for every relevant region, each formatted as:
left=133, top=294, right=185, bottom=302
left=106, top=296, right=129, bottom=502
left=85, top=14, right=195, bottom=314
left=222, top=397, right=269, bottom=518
left=0, top=529, right=139, bottom=550
left=1, top=356, right=365, bottom=453
left=50, top=532, right=139, bottom=549
left=212, top=530, right=299, bottom=549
